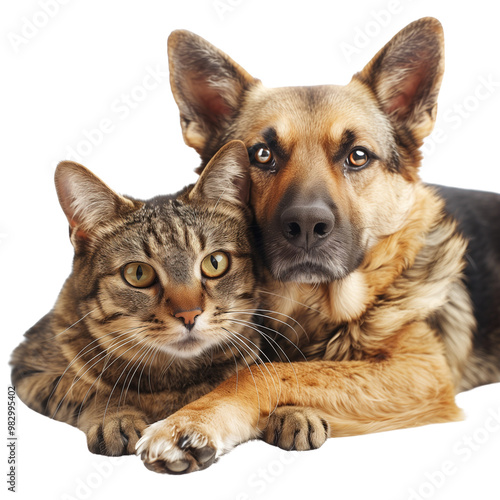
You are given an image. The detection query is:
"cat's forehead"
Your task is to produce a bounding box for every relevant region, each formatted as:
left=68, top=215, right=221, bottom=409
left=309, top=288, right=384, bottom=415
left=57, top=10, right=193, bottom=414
left=101, top=196, right=246, bottom=275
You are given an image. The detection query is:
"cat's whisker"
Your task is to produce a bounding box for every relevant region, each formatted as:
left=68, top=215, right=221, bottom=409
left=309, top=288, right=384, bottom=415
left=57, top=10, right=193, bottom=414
left=222, top=331, right=262, bottom=419
left=231, top=308, right=308, bottom=342
left=223, top=327, right=282, bottom=417
left=76, top=339, right=152, bottom=425
left=227, top=319, right=301, bottom=403
left=147, top=346, right=164, bottom=394
left=227, top=327, right=283, bottom=414
left=257, top=289, right=329, bottom=318
left=230, top=329, right=283, bottom=420
left=159, top=352, right=178, bottom=379
left=215, top=337, right=249, bottom=444
left=228, top=317, right=303, bottom=388
left=226, top=326, right=278, bottom=377
left=102, top=337, right=152, bottom=424
left=53, top=332, right=146, bottom=420
left=226, top=324, right=290, bottom=413
left=231, top=310, right=307, bottom=354
left=118, top=342, right=154, bottom=411
left=48, top=308, right=98, bottom=340
left=229, top=316, right=307, bottom=362
left=215, top=337, right=255, bottom=447
left=75, top=333, right=151, bottom=424
left=217, top=338, right=240, bottom=392
left=228, top=318, right=286, bottom=365
left=44, top=328, right=140, bottom=413
left=50, top=330, right=136, bottom=416
left=137, top=341, right=162, bottom=403
left=70, top=332, right=140, bottom=388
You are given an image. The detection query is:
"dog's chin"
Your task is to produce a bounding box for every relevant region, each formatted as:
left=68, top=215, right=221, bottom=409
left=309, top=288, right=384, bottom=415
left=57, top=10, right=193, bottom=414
left=272, top=263, right=349, bottom=284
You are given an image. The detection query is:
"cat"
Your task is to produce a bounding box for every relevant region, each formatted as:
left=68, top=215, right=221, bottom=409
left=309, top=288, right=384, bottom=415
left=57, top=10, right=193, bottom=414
left=10, top=140, right=267, bottom=459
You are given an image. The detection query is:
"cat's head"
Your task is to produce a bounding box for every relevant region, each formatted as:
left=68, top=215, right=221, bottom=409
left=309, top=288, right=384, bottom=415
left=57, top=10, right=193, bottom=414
left=55, top=141, right=259, bottom=360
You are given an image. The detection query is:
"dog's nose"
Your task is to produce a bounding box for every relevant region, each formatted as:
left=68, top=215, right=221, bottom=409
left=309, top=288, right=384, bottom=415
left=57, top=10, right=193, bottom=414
left=281, top=203, right=334, bottom=250
left=174, top=308, right=203, bottom=330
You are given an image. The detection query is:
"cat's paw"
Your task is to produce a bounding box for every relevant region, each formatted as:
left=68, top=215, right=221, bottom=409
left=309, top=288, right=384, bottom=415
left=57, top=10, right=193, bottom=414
left=263, top=406, right=329, bottom=451
left=136, top=413, right=219, bottom=474
left=86, top=411, right=148, bottom=456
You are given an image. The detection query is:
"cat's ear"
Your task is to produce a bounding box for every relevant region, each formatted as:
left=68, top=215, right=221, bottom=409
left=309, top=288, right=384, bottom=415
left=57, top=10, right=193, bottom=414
left=55, top=161, right=141, bottom=244
left=168, top=30, right=259, bottom=159
left=189, top=140, right=251, bottom=208
left=353, top=17, right=444, bottom=143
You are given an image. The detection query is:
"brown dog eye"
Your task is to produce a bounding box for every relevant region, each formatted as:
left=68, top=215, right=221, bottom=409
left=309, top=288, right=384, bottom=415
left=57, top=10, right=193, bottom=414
left=123, top=263, right=156, bottom=288
left=255, top=147, right=272, bottom=164
left=347, top=149, right=370, bottom=169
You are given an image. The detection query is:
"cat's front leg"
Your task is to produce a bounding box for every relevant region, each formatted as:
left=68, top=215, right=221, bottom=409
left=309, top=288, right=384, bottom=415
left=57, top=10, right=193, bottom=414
left=137, top=396, right=260, bottom=474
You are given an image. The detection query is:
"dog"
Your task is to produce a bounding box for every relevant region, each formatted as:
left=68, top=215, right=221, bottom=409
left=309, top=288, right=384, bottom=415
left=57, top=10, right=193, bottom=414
left=136, top=17, right=500, bottom=474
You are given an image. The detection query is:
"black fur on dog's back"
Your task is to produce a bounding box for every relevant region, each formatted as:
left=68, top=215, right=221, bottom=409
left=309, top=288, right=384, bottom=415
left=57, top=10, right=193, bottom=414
left=436, top=185, right=500, bottom=384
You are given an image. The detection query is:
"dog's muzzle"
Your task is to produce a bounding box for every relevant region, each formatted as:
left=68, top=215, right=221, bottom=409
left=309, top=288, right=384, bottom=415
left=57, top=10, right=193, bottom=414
left=280, top=200, right=335, bottom=251
left=262, top=186, right=362, bottom=283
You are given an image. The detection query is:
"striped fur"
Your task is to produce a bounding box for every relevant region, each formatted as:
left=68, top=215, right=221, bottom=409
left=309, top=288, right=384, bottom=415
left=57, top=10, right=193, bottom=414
left=11, top=141, right=264, bottom=457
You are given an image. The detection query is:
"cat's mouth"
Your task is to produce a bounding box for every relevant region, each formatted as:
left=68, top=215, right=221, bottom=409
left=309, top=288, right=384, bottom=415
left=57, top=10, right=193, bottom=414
left=162, top=328, right=213, bottom=358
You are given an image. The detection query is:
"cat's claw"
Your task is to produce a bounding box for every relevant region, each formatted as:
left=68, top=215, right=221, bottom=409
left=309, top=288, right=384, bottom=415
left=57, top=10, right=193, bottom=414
left=136, top=417, right=219, bottom=474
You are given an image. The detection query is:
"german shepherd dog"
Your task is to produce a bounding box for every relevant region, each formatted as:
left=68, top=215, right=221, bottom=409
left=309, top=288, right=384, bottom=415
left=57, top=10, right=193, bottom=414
left=137, top=18, right=500, bottom=473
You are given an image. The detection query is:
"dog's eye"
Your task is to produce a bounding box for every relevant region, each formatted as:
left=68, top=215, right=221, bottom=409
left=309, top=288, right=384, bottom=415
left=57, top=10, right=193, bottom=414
left=346, top=149, right=370, bottom=169
left=255, top=147, right=273, bottom=164
left=249, top=143, right=277, bottom=171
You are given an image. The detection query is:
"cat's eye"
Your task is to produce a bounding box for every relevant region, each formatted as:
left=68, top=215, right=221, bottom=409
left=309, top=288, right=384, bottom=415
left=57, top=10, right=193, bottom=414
left=255, top=147, right=272, bottom=164
left=122, top=262, right=157, bottom=288
left=201, top=252, right=230, bottom=279
left=345, top=148, right=370, bottom=170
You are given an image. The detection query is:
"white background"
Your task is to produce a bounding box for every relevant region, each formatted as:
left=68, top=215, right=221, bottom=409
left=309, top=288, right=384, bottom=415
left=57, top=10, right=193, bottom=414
left=1, top=1, right=500, bottom=499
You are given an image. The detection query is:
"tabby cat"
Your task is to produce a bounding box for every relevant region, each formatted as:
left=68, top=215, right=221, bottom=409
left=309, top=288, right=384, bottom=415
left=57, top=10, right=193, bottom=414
left=11, top=141, right=263, bottom=458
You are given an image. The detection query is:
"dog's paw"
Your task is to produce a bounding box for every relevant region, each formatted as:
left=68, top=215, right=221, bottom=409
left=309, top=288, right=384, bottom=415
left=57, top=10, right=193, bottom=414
left=263, top=406, right=329, bottom=451
left=136, top=414, right=219, bottom=474
left=86, top=410, right=148, bottom=456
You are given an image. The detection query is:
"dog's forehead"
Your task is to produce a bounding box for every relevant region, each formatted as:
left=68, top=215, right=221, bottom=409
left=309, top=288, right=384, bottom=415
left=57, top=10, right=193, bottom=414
left=241, top=83, right=388, bottom=144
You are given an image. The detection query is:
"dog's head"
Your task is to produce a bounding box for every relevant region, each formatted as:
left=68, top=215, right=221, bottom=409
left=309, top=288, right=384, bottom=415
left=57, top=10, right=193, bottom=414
left=167, top=18, right=444, bottom=283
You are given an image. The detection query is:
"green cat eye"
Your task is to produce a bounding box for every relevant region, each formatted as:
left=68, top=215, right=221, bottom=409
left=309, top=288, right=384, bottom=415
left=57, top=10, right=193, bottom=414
left=122, top=262, right=157, bottom=288
left=201, top=252, right=230, bottom=279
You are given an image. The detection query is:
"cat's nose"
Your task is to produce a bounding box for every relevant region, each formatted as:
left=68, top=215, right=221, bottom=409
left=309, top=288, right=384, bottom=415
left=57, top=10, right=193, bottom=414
left=174, top=308, right=203, bottom=330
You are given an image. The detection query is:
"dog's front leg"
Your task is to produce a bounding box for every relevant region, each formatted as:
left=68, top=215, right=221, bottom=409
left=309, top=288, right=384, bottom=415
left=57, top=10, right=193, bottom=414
left=137, top=322, right=461, bottom=474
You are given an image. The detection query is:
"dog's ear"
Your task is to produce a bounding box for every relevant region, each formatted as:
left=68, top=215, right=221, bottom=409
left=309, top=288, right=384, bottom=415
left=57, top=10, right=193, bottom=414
left=168, top=30, right=258, bottom=159
left=189, top=140, right=251, bottom=208
left=354, top=17, right=444, bottom=143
